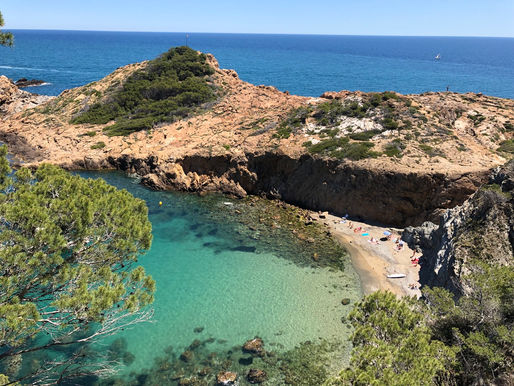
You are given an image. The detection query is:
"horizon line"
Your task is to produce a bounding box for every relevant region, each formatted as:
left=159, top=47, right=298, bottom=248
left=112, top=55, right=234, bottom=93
left=5, top=28, right=514, bottom=39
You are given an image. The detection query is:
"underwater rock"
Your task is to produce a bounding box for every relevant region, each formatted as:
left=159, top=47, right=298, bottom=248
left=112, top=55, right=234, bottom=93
left=198, top=367, right=212, bottom=377
left=122, top=351, right=135, bottom=365
left=180, top=350, right=194, bottom=363
left=242, top=338, right=265, bottom=356
left=178, top=377, right=199, bottom=386
left=238, top=356, right=253, bottom=366
left=341, top=298, right=351, bottom=305
left=188, top=339, right=202, bottom=350
left=247, top=368, right=268, bottom=384
left=216, top=371, right=238, bottom=385
left=193, top=326, right=204, bottom=333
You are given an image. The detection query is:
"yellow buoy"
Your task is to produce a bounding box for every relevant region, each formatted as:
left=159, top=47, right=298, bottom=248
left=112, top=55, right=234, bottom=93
left=159, top=201, right=162, bottom=206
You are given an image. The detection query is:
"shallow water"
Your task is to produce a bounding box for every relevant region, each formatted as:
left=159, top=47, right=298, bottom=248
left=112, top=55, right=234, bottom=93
left=76, top=171, right=362, bottom=381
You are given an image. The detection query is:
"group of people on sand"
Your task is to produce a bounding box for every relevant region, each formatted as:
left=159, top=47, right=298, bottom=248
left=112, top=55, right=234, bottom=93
left=338, top=214, right=422, bottom=292
left=340, top=215, right=421, bottom=266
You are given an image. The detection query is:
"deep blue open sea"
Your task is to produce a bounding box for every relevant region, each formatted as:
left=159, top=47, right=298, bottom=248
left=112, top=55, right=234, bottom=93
left=1, top=30, right=513, bottom=98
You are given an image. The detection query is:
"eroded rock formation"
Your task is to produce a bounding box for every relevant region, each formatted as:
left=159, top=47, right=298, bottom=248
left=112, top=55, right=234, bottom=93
left=403, top=160, right=514, bottom=293
left=0, top=76, right=53, bottom=119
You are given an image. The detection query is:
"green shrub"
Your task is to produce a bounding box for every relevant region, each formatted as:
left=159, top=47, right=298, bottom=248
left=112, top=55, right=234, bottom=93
left=90, top=141, right=106, bottom=149
left=503, top=122, right=514, bottom=132
left=497, top=139, right=514, bottom=154
left=468, top=113, right=486, bottom=126
left=384, top=139, right=406, bottom=157
left=382, top=117, right=399, bottom=130
left=349, top=129, right=381, bottom=141
left=305, top=137, right=378, bottom=160
left=381, top=91, right=399, bottom=100
left=273, top=106, right=312, bottom=138
left=369, top=93, right=382, bottom=107
left=313, top=100, right=371, bottom=126
left=72, top=46, right=216, bottom=136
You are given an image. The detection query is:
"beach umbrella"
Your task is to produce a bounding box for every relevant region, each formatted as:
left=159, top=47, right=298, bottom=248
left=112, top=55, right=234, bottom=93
left=383, top=231, right=392, bottom=236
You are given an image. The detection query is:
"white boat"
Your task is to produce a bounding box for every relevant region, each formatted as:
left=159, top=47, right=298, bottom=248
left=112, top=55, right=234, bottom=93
left=387, top=273, right=406, bottom=279
left=435, top=53, right=441, bottom=60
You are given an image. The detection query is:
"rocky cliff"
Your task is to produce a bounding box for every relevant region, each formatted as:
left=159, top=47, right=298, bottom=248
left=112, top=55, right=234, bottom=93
left=97, top=152, right=485, bottom=227
left=0, top=75, right=53, bottom=119
left=403, top=160, right=514, bottom=294
left=1, top=50, right=513, bottom=227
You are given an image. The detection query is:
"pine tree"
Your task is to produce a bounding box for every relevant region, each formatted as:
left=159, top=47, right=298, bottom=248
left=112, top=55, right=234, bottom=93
left=0, top=145, right=155, bottom=383
left=327, top=291, right=456, bottom=385
left=0, top=11, right=13, bottom=47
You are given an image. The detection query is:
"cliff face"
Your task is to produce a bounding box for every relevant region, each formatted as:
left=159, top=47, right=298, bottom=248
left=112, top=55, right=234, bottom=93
left=97, top=152, right=486, bottom=227
left=403, top=160, right=514, bottom=293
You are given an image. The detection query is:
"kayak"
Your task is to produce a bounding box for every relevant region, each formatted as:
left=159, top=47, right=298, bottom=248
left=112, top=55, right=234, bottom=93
left=387, top=273, right=406, bottom=279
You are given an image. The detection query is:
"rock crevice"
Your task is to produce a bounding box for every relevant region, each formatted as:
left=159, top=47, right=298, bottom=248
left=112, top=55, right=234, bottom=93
left=403, top=160, right=514, bottom=293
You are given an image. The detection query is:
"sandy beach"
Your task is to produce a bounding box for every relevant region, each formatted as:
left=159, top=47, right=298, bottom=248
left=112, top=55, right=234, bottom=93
left=312, top=212, right=421, bottom=298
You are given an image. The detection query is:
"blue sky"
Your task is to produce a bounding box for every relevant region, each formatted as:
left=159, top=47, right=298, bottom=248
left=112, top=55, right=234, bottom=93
left=2, top=0, right=513, bottom=37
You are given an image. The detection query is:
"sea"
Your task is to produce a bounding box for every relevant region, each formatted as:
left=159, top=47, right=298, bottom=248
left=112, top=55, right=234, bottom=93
left=1, top=30, right=513, bottom=384
left=1, top=30, right=514, bottom=98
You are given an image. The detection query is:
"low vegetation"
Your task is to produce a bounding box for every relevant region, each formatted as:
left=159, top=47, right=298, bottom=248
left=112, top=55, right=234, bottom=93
left=384, top=138, right=406, bottom=157
left=304, top=137, right=379, bottom=160
left=497, top=139, right=514, bottom=154
left=90, top=141, right=106, bottom=149
left=273, top=106, right=312, bottom=138
left=330, top=262, right=513, bottom=385
left=72, top=46, right=217, bottom=136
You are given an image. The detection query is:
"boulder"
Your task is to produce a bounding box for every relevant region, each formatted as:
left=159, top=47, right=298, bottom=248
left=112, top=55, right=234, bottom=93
left=247, top=369, right=268, bottom=384
left=14, top=78, right=45, bottom=87
left=216, top=371, right=237, bottom=385
left=242, top=338, right=265, bottom=356
left=179, top=350, right=194, bottom=363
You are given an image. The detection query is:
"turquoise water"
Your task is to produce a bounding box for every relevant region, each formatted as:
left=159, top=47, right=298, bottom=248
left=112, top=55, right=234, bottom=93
left=77, top=172, right=361, bottom=383
left=2, top=30, right=514, bottom=98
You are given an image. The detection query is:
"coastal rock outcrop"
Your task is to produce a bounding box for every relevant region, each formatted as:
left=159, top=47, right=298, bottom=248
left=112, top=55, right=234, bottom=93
left=1, top=50, right=512, bottom=228
left=403, top=159, right=514, bottom=294
left=14, top=78, right=45, bottom=88
left=0, top=76, right=53, bottom=119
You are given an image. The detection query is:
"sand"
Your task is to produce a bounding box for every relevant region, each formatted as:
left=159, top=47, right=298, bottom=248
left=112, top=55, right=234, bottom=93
left=312, top=212, right=421, bottom=298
